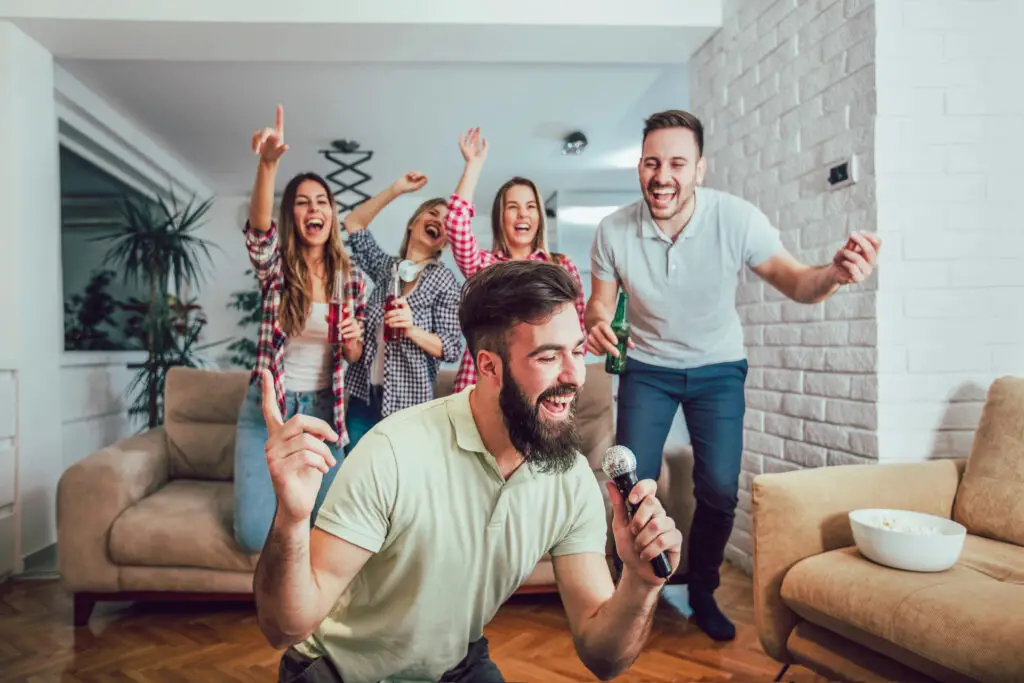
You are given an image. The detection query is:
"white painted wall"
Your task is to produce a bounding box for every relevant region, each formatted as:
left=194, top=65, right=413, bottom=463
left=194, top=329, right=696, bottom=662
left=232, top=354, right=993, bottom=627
left=60, top=352, right=147, bottom=471
left=874, top=0, right=1024, bottom=463
left=0, top=22, right=64, bottom=560
left=0, top=365, right=17, bottom=579
left=690, top=0, right=878, bottom=571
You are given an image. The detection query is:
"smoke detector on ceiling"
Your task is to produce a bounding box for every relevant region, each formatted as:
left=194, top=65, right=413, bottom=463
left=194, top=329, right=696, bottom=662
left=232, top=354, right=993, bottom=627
left=561, top=131, right=588, bottom=155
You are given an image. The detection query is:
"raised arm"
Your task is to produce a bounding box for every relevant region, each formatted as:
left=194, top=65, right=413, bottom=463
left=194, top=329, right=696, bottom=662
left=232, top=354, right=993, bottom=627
left=345, top=172, right=431, bottom=286
left=244, top=105, right=289, bottom=284
left=752, top=231, right=881, bottom=304
left=445, top=128, right=493, bottom=278
left=252, top=369, right=394, bottom=648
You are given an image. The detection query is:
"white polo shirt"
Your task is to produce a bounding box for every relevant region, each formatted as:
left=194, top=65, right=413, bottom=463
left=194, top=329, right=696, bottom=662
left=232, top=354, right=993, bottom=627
left=297, top=387, right=608, bottom=683
left=590, top=187, right=783, bottom=370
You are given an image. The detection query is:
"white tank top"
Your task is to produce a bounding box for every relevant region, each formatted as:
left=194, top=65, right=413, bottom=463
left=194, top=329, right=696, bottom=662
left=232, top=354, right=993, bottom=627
left=283, top=302, right=332, bottom=392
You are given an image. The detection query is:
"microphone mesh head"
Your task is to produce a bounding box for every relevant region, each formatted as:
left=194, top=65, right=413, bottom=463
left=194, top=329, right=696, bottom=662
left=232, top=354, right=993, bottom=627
left=602, top=445, right=637, bottom=479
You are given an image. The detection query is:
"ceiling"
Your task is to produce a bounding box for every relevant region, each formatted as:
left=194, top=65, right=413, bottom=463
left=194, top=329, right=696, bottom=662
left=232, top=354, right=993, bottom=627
left=8, top=5, right=718, bottom=205
left=57, top=59, right=693, bottom=203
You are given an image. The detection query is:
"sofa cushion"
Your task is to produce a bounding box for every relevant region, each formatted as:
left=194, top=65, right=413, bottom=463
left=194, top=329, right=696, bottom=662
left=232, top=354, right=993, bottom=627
left=164, top=367, right=250, bottom=481
left=780, top=535, right=1024, bottom=683
left=953, top=376, right=1024, bottom=546
left=109, top=480, right=256, bottom=572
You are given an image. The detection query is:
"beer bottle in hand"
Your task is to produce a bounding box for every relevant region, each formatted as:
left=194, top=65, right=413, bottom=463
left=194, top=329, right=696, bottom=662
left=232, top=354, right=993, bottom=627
left=605, top=290, right=630, bottom=375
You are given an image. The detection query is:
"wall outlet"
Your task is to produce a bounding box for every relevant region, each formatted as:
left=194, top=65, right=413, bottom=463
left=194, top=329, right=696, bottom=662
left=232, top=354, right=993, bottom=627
left=826, top=155, right=858, bottom=190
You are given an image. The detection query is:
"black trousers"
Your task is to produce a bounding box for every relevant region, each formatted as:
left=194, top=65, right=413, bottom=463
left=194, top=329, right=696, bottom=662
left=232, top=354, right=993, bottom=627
left=278, top=637, right=504, bottom=683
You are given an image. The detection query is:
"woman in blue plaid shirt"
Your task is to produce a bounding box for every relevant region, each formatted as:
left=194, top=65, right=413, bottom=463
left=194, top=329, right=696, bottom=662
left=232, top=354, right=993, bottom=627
left=341, top=171, right=465, bottom=449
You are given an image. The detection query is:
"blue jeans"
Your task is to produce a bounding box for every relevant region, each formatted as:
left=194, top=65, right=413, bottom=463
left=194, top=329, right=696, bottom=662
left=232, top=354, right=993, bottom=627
left=233, top=382, right=345, bottom=554
left=615, top=357, right=748, bottom=596
left=344, top=385, right=384, bottom=452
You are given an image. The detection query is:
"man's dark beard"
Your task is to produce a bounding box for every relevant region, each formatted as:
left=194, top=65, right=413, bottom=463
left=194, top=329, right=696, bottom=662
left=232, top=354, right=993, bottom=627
left=498, top=364, right=581, bottom=475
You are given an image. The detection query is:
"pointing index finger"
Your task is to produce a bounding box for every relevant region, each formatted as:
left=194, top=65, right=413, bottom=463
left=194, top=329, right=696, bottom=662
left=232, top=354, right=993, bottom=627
left=276, top=104, right=284, bottom=136
left=260, top=369, right=284, bottom=432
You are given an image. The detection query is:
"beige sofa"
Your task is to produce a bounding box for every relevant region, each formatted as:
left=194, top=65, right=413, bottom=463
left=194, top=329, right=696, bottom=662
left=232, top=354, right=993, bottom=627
left=59, top=363, right=695, bottom=625
left=752, top=376, right=1024, bottom=683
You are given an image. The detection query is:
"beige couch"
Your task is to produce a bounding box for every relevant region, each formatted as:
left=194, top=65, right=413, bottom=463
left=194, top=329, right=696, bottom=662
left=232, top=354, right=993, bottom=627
left=752, top=376, right=1024, bottom=683
left=59, top=363, right=695, bottom=625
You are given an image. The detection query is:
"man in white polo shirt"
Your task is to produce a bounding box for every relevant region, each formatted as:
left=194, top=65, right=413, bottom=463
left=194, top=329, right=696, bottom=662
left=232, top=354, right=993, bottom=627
left=253, top=260, right=683, bottom=683
left=585, top=109, right=881, bottom=642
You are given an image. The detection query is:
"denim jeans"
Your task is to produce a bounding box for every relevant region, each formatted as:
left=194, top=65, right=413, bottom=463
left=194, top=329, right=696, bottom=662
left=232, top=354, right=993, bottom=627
left=615, top=357, right=748, bottom=597
left=233, top=381, right=345, bottom=554
left=344, top=384, right=384, bottom=452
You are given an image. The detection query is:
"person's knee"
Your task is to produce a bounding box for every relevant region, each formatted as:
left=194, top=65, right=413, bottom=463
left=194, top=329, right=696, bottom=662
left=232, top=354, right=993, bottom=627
left=695, top=475, right=740, bottom=516
left=234, top=508, right=271, bottom=554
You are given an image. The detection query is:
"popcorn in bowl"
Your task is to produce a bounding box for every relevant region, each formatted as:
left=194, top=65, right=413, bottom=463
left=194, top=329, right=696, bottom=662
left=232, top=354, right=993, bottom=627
left=848, top=508, right=967, bottom=572
left=872, top=512, right=942, bottom=536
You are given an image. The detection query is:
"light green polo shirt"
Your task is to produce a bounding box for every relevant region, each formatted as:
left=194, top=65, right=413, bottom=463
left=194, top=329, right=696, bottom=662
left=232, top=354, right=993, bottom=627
left=296, top=387, right=608, bottom=683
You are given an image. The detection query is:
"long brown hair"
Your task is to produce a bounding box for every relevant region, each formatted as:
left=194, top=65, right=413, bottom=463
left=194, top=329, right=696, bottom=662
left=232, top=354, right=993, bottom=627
left=277, top=172, right=352, bottom=337
left=398, top=197, right=448, bottom=260
left=489, top=177, right=555, bottom=260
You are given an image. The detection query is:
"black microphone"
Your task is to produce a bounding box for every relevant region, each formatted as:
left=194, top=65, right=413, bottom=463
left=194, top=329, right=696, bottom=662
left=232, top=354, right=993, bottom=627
left=601, top=445, right=673, bottom=580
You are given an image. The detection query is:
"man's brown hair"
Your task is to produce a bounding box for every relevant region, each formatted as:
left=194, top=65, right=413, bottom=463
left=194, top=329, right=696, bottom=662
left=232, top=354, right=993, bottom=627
left=642, top=109, right=704, bottom=157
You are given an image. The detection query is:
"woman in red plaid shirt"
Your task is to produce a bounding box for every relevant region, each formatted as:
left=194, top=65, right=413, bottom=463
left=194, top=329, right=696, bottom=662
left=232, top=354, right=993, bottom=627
left=444, top=127, right=586, bottom=394
left=233, top=105, right=368, bottom=554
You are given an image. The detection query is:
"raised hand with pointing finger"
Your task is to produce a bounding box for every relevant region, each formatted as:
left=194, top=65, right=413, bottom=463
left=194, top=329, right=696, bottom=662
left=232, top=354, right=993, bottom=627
left=252, top=104, right=288, bottom=164
left=260, top=369, right=340, bottom=525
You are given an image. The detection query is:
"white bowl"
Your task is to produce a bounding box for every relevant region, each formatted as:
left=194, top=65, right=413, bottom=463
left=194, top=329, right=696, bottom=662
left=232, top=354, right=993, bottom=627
left=848, top=508, right=967, bottom=572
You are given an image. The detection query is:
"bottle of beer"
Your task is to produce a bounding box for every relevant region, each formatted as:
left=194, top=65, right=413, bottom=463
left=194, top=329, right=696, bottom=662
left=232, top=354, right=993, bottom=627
left=605, top=290, right=630, bottom=375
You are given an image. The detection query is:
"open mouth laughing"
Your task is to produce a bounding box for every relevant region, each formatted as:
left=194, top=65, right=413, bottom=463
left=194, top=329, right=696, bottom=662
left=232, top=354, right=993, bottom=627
left=648, top=185, right=678, bottom=210
left=305, top=217, right=325, bottom=237
left=424, top=220, right=442, bottom=240
left=513, top=221, right=532, bottom=236
left=538, top=390, right=577, bottom=421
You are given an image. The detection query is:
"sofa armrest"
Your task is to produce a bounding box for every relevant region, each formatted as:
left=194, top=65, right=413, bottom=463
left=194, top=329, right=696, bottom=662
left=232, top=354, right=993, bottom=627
left=751, top=459, right=965, bottom=663
left=57, top=427, right=170, bottom=593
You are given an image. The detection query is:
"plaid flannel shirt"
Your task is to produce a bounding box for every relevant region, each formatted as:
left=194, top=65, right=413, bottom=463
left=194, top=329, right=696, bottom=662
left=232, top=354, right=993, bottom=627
left=244, top=220, right=367, bottom=448
left=444, top=193, right=586, bottom=393
left=344, top=230, right=464, bottom=416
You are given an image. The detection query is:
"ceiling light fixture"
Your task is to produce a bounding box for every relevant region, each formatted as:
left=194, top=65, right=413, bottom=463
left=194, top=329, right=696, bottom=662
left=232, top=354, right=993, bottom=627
left=561, top=131, right=588, bottom=155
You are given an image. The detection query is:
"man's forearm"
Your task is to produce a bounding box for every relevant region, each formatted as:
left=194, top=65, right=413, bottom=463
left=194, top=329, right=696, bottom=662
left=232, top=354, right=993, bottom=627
left=789, top=264, right=842, bottom=304
left=254, top=515, right=323, bottom=648
left=574, top=569, right=662, bottom=680
left=584, top=298, right=611, bottom=331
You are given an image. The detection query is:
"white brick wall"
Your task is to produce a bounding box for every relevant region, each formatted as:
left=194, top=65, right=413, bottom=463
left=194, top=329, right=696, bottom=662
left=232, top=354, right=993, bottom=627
left=690, top=0, right=1023, bottom=572
left=691, top=0, right=877, bottom=571
left=875, top=0, right=1024, bottom=463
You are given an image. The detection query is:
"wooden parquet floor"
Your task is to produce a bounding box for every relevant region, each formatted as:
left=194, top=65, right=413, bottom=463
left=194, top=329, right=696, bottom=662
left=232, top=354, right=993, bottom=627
left=0, top=564, right=826, bottom=683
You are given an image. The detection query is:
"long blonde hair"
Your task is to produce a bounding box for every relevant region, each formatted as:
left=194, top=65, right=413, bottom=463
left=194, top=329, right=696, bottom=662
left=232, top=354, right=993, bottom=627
left=278, top=172, right=352, bottom=337
left=490, top=177, right=562, bottom=263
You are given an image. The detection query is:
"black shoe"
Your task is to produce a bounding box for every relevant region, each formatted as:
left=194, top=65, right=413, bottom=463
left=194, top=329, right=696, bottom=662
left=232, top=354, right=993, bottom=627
left=689, top=591, right=736, bottom=642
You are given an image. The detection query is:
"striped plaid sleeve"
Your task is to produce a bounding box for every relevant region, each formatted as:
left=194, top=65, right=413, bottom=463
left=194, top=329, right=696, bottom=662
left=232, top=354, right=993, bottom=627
left=559, top=255, right=587, bottom=332
left=445, top=193, right=488, bottom=278
left=348, top=230, right=395, bottom=288
left=244, top=220, right=281, bottom=285
left=431, top=268, right=466, bottom=364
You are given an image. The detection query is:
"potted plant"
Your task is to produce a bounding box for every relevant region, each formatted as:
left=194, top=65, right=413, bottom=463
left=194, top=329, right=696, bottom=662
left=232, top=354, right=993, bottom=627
left=94, top=189, right=218, bottom=428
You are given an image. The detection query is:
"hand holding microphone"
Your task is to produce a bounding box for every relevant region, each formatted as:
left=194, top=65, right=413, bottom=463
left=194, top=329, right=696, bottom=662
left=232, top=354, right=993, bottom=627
left=602, top=445, right=681, bottom=584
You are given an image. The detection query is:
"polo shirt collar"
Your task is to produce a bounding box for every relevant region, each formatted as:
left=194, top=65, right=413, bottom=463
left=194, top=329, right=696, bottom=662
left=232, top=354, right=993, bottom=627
left=637, top=187, right=707, bottom=242
left=446, top=387, right=537, bottom=482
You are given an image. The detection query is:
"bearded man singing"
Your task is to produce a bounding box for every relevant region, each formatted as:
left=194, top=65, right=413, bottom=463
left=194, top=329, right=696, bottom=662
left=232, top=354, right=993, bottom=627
left=252, top=260, right=683, bottom=683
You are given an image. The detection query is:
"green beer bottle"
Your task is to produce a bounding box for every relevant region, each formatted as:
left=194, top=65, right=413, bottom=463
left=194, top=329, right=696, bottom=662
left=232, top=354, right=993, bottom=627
left=605, top=290, right=630, bottom=375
